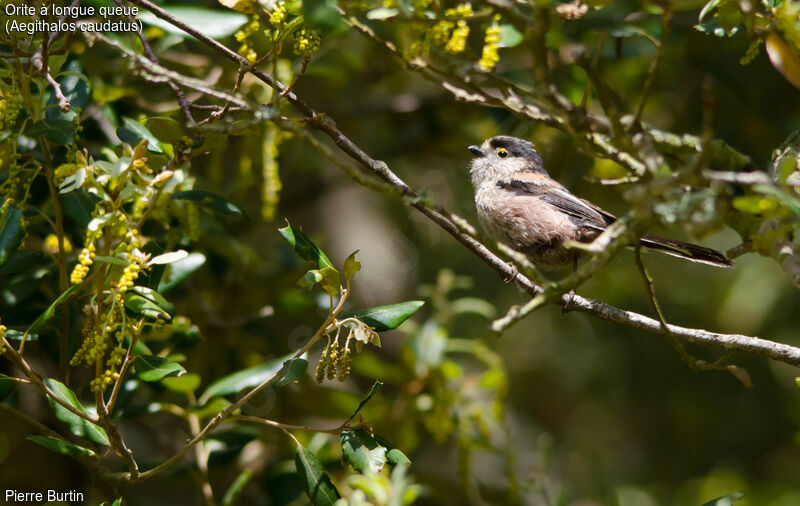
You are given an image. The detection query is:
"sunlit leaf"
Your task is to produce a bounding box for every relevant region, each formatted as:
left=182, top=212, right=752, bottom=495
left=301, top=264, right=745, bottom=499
left=344, top=251, right=361, bottom=282
left=117, top=117, right=163, bottom=153
left=146, top=117, right=183, bottom=145
left=158, top=252, right=206, bottom=292
left=201, top=352, right=295, bottom=400
left=133, top=355, right=186, bottom=382
left=43, top=379, right=108, bottom=445
left=278, top=222, right=334, bottom=269
left=341, top=301, right=425, bottom=331
left=27, top=435, right=95, bottom=460
left=148, top=250, right=189, bottom=265
left=700, top=492, right=744, bottom=506
left=341, top=429, right=387, bottom=474
left=139, top=6, right=248, bottom=39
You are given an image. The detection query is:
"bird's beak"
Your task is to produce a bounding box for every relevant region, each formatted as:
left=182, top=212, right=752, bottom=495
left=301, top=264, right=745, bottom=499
left=468, top=145, right=485, bottom=157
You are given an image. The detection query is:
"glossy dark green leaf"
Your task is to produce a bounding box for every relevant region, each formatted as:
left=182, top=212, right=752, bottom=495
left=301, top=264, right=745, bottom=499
left=0, top=251, right=43, bottom=275
left=700, top=492, right=744, bottom=506
left=172, top=190, right=248, bottom=218
left=0, top=206, right=25, bottom=267
left=133, top=355, right=186, bottom=382
left=43, top=379, right=108, bottom=445
left=158, top=252, right=206, bottom=292
left=94, top=255, right=129, bottom=265
left=47, top=60, right=91, bottom=120
left=295, top=444, right=340, bottom=506
left=59, top=190, right=95, bottom=227
left=27, top=435, right=95, bottom=460
left=278, top=222, right=333, bottom=269
left=201, top=352, right=293, bottom=401
left=146, top=117, right=183, bottom=145
left=340, top=429, right=387, bottom=474
left=276, top=358, right=308, bottom=386
left=341, top=301, right=424, bottom=332
left=27, top=285, right=80, bottom=335
left=29, top=119, right=75, bottom=144
left=139, top=6, right=248, bottom=39
left=117, top=117, right=163, bottom=153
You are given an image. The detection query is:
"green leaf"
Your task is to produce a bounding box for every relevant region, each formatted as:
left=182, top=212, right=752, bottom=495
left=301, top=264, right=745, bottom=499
left=190, top=396, right=230, bottom=418
left=27, top=285, right=80, bottom=335
left=163, top=373, right=202, bottom=393
left=319, top=267, right=341, bottom=296
left=158, top=252, right=206, bottom=292
left=302, top=0, right=344, bottom=33
left=698, top=0, right=725, bottom=22
left=27, top=435, right=95, bottom=460
left=278, top=222, right=334, bottom=269
left=148, top=249, right=189, bottom=265
left=59, top=190, right=95, bottom=227
left=125, top=286, right=173, bottom=320
left=133, top=355, right=186, bottom=382
left=201, top=352, right=294, bottom=400
left=366, top=7, right=398, bottom=19
left=222, top=470, right=254, bottom=506
left=700, top=492, right=744, bottom=506
left=344, top=251, right=361, bottom=282
left=172, top=190, right=248, bottom=218
left=29, top=119, right=75, bottom=144
left=0, top=206, right=25, bottom=267
left=295, top=445, right=341, bottom=506
left=348, top=381, right=383, bottom=421
left=276, top=358, right=308, bottom=386
left=498, top=24, right=523, bottom=48
left=341, top=301, right=424, bottom=332
left=299, top=269, right=323, bottom=291
left=146, top=117, right=183, bottom=144
left=94, top=255, right=129, bottom=265
left=47, top=60, right=91, bottom=121
left=341, top=429, right=387, bottom=474
left=386, top=448, right=411, bottom=466
left=43, top=379, right=108, bottom=445
left=5, top=329, right=37, bottom=342
left=117, top=117, right=163, bottom=153
left=0, top=251, right=43, bottom=275
left=139, top=6, right=248, bottom=39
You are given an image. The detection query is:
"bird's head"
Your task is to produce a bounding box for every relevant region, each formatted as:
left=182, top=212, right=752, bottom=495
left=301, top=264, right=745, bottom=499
left=467, top=136, right=547, bottom=187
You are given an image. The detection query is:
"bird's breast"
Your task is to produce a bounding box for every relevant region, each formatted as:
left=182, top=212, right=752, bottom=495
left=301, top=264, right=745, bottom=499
left=474, top=185, right=577, bottom=268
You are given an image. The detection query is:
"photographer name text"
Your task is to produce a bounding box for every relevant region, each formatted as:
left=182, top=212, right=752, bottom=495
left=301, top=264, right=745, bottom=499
left=5, top=489, right=85, bottom=503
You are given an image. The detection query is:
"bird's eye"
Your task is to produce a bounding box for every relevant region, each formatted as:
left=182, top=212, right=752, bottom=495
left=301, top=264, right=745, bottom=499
left=497, top=148, right=508, bottom=158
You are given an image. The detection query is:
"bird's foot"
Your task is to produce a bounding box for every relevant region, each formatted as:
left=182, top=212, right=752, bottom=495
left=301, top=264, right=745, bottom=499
left=502, top=262, right=519, bottom=283
left=562, top=289, right=575, bottom=313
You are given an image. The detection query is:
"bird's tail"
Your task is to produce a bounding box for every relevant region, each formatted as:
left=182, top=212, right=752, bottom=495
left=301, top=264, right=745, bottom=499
left=640, top=234, right=732, bottom=268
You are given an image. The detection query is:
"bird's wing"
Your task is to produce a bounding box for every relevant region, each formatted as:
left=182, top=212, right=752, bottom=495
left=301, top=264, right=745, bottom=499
left=497, top=179, right=615, bottom=231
